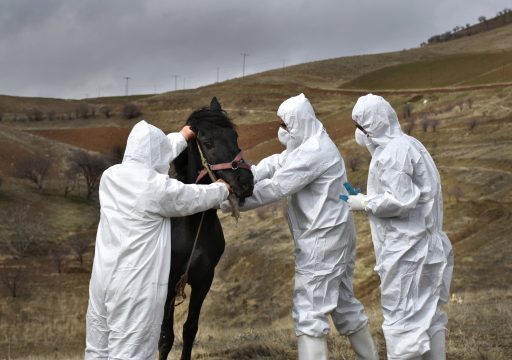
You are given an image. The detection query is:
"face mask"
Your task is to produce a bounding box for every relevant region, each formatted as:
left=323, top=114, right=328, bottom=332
left=278, top=127, right=290, bottom=146
left=355, top=128, right=377, bottom=155
left=355, top=128, right=368, bottom=147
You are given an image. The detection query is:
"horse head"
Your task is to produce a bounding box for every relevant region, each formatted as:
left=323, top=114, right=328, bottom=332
left=185, top=97, right=254, bottom=202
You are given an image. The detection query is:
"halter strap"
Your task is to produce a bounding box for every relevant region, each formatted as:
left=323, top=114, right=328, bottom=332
left=195, top=141, right=251, bottom=183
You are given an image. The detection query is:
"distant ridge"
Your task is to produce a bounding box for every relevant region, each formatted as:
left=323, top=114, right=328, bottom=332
left=425, top=8, right=512, bottom=45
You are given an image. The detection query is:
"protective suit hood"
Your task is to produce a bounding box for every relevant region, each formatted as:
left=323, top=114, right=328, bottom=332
left=277, top=93, right=324, bottom=150
left=352, top=94, right=403, bottom=147
left=123, top=120, right=173, bottom=174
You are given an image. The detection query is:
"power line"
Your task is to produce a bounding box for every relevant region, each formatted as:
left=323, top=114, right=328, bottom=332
left=124, top=76, right=131, bottom=96
left=173, top=74, right=178, bottom=91
left=241, top=53, right=249, bottom=79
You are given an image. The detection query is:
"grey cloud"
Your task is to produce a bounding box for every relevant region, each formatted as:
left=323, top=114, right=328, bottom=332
left=0, top=0, right=509, bottom=98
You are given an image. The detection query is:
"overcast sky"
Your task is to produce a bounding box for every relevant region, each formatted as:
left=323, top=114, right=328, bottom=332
left=0, top=0, right=510, bottom=99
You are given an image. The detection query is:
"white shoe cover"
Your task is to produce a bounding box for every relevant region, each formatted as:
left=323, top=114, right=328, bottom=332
left=348, top=325, right=379, bottom=360
left=423, top=330, right=446, bottom=360
left=297, top=335, right=328, bottom=360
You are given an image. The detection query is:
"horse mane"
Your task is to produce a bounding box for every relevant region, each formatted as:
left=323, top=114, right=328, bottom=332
left=186, top=107, right=236, bottom=131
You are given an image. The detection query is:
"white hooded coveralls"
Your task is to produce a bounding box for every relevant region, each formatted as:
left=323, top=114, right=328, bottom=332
left=352, top=94, right=453, bottom=359
left=242, top=94, right=369, bottom=337
left=85, top=121, right=228, bottom=360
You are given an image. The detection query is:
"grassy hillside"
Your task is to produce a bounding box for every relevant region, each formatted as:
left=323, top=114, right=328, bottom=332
left=342, top=51, right=512, bottom=89
left=1, top=19, right=512, bottom=360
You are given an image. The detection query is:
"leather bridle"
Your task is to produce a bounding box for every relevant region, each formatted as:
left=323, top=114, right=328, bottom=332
left=195, top=140, right=251, bottom=183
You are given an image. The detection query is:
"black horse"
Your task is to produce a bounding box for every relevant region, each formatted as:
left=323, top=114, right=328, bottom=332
left=159, top=98, right=254, bottom=360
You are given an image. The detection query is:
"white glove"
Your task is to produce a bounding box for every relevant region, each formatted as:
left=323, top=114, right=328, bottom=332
left=347, top=193, right=367, bottom=211
left=220, top=200, right=232, bottom=214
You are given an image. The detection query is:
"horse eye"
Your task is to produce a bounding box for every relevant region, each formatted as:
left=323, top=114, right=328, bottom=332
left=203, top=140, right=214, bottom=149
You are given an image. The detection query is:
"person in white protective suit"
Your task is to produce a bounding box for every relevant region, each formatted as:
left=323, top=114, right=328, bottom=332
left=222, top=94, right=378, bottom=360
left=347, top=94, right=454, bottom=360
left=85, top=120, right=230, bottom=360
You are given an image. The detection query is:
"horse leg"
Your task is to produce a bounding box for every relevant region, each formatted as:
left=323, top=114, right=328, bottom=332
left=180, top=272, right=214, bottom=360
left=159, top=285, right=177, bottom=360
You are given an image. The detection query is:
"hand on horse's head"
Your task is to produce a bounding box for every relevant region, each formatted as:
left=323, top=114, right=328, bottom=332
left=216, top=179, right=232, bottom=193
left=180, top=125, right=196, bottom=141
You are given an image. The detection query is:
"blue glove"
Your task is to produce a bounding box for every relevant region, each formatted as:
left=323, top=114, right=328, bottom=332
left=344, top=182, right=361, bottom=195
left=340, top=182, right=361, bottom=202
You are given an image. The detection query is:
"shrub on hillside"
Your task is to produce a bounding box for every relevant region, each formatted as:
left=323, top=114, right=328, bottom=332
left=5, top=205, right=50, bottom=258
left=28, top=108, right=44, bottom=121
left=100, top=105, right=113, bottom=118
left=122, top=103, right=142, bottom=119
left=14, top=154, right=52, bottom=192
left=50, top=244, right=68, bottom=274
left=403, top=117, right=416, bottom=135
left=403, top=103, right=413, bottom=120
left=421, top=118, right=430, bottom=132
left=75, top=104, right=92, bottom=119
left=46, top=110, right=56, bottom=121
left=0, top=264, right=26, bottom=298
left=68, top=233, right=91, bottom=266
left=431, top=119, right=439, bottom=132
left=68, top=150, right=108, bottom=199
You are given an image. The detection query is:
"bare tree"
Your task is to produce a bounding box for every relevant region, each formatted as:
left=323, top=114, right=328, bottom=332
left=431, top=119, right=440, bottom=132
left=421, top=118, right=430, bottom=132
left=76, top=103, right=94, bottom=119
left=46, top=110, right=56, bottom=121
left=14, top=154, right=52, bottom=192
left=60, top=168, right=79, bottom=198
left=6, top=205, right=49, bottom=258
left=122, top=103, right=142, bottom=119
left=50, top=244, right=68, bottom=274
left=100, top=105, right=113, bottom=118
left=0, top=265, right=25, bottom=298
left=69, top=233, right=91, bottom=265
left=69, top=150, right=108, bottom=199
left=403, top=103, right=413, bottom=120
left=403, top=117, right=416, bottom=135
left=28, top=108, right=44, bottom=121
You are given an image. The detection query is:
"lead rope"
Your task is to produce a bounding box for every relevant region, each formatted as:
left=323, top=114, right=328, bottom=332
left=173, top=142, right=238, bottom=307
left=173, top=142, right=212, bottom=307
left=174, top=142, right=226, bottom=307
left=173, top=211, right=205, bottom=306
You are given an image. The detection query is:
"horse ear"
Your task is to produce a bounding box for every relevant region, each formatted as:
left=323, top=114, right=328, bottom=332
left=210, top=97, right=222, bottom=112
